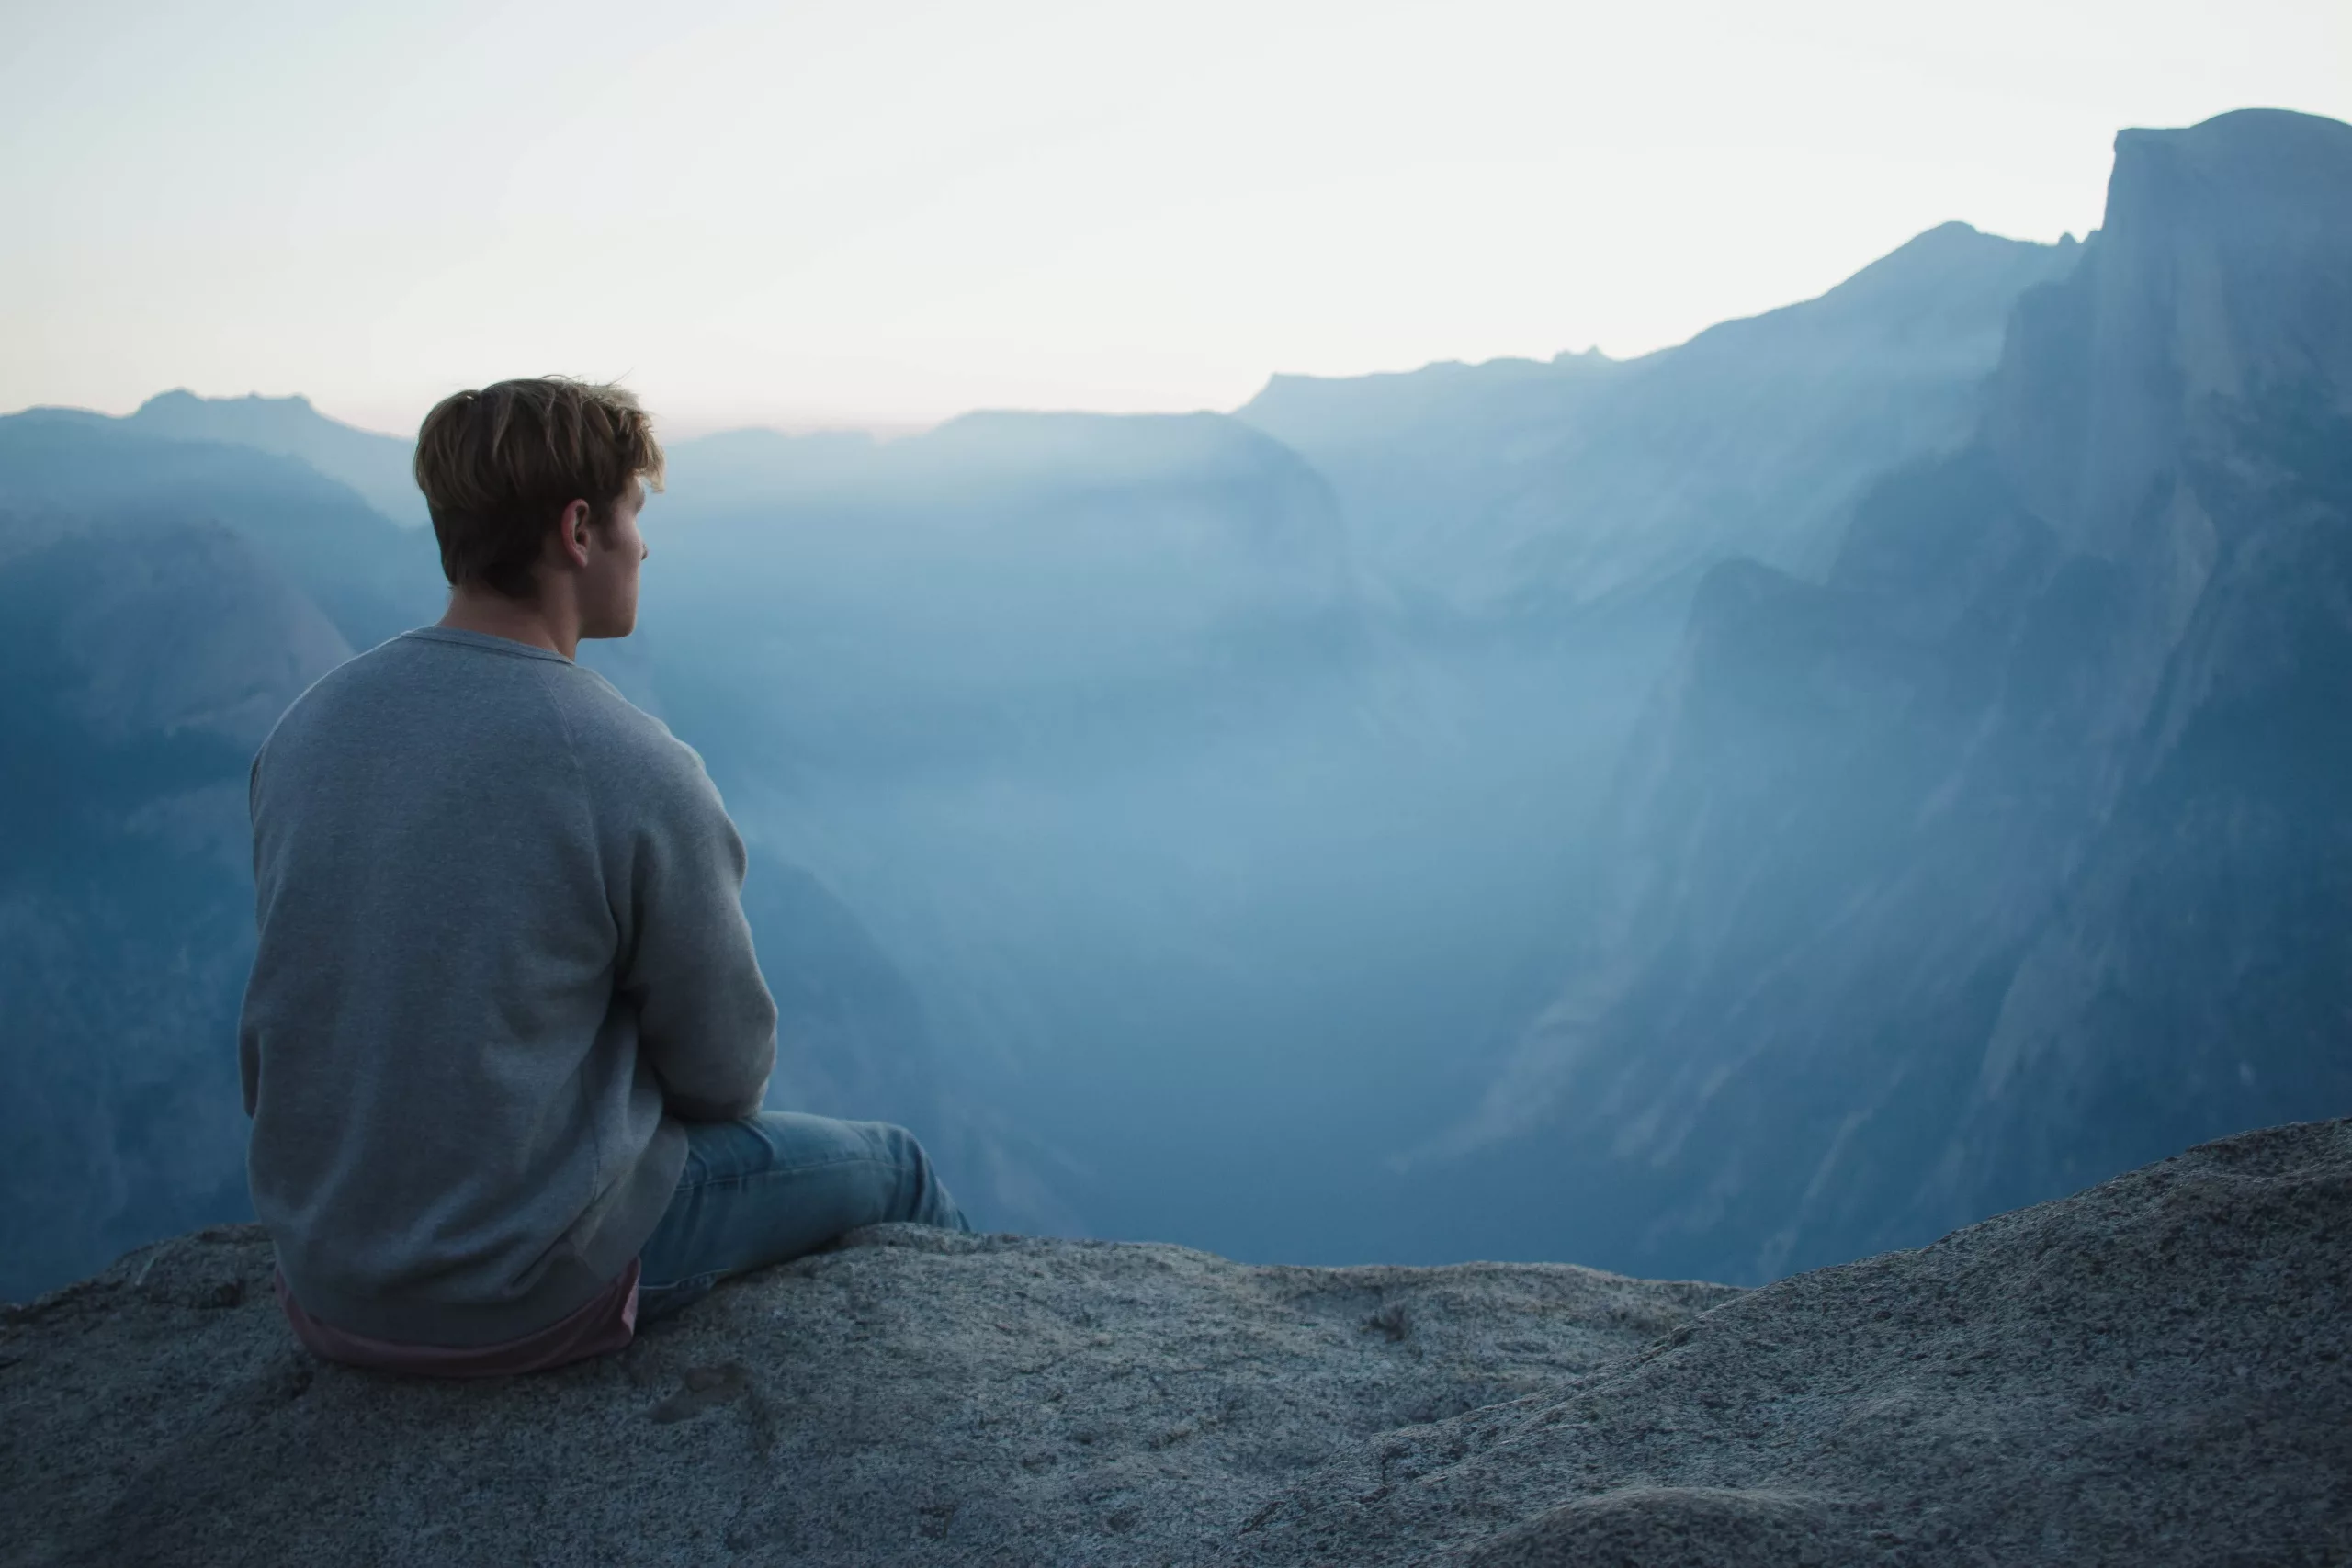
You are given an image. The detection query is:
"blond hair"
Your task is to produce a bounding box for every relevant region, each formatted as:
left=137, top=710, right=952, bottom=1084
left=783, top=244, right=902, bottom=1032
left=413, top=378, right=666, bottom=600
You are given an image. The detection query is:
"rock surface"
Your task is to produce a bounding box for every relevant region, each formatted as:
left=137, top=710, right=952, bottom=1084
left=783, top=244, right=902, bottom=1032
left=4, top=1118, right=2346, bottom=1566
left=1234, top=1117, right=2352, bottom=1567
left=1, top=1216, right=1734, bottom=1567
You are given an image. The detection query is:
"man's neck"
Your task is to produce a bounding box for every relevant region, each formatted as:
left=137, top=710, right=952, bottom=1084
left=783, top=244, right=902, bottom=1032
left=436, top=587, right=581, bottom=660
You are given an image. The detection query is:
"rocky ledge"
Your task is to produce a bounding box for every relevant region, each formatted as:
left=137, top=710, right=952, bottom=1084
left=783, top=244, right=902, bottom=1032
left=4, top=1119, right=2346, bottom=1566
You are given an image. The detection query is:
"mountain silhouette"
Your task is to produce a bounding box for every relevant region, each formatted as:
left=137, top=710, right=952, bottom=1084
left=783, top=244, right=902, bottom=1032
left=5, top=111, right=2347, bottom=1299
left=119, top=389, right=426, bottom=528
left=1427, top=108, right=2352, bottom=1283
left=1239, top=220, right=2080, bottom=618
left=0, top=412, right=440, bottom=649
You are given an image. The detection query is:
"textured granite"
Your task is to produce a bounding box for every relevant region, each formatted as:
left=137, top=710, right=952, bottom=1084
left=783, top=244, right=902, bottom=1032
left=1232, top=1117, right=2352, bottom=1566
left=3, top=1119, right=2344, bottom=1566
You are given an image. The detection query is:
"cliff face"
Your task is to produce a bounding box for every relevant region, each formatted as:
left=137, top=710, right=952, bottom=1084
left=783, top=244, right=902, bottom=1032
left=1238, top=220, right=2080, bottom=618
left=4, top=1119, right=2343, bottom=1567
left=1953, top=110, right=2352, bottom=1217
left=1429, top=109, right=2352, bottom=1284
left=0, top=520, right=351, bottom=1301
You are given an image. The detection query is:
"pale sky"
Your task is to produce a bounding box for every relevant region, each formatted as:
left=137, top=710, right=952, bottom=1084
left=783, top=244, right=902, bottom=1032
left=2, top=0, right=2346, bottom=437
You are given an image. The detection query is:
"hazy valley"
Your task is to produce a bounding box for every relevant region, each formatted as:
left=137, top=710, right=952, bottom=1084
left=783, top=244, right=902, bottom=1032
left=4, top=107, right=2347, bottom=1307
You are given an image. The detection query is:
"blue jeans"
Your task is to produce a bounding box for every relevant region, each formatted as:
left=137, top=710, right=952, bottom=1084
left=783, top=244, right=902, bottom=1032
left=634, top=1111, right=970, bottom=1324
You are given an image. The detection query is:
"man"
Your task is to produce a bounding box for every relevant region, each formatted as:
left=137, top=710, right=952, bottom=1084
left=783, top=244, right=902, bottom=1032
left=239, top=377, right=967, bottom=1377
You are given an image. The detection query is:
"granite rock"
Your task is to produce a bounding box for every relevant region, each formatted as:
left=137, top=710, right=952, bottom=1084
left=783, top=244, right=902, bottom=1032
left=0, top=1214, right=1729, bottom=1566
left=1232, top=1116, right=2352, bottom=1566
left=3, top=1119, right=2345, bottom=1566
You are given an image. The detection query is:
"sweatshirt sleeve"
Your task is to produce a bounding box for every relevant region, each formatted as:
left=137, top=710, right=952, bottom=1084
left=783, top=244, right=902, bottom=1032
left=616, top=741, right=779, bottom=1122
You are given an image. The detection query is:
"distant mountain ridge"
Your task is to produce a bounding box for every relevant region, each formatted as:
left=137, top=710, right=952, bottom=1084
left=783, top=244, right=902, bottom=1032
left=1239, top=220, right=2082, bottom=617
left=5, top=110, right=2346, bottom=1301
left=0, top=412, right=440, bottom=650
left=1430, top=107, right=2352, bottom=1283
left=649, top=408, right=1372, bottom=769
left=20, top=389, right=427, bottom=529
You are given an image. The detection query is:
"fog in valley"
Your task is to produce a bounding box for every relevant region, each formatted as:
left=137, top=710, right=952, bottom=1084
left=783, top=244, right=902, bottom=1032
left=5, top=110, right=2349, bottom=1308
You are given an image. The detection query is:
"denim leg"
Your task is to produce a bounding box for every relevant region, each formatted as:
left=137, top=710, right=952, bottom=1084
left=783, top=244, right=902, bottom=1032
left=635, top=1111, right=970, bottom=1323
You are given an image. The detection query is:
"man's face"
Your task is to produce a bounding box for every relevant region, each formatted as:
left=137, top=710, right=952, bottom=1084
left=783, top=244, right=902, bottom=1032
left=580, top=479, right=650, bottom=638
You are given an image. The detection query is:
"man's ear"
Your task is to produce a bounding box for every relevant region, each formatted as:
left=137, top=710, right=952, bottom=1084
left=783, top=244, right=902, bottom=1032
left=559, top=500, right=594, bottom=567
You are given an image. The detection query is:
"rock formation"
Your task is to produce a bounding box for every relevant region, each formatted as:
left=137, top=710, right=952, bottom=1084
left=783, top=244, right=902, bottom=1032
left=0, top=519, right=350, bottom=1302
left=1427, top=109, right=2352, bottom=1285
left=5, top=1117, right=2344, bottom=1565
left=118, top=389, right=430, bottom=531
left=1238, top=220, right=2079, bottom=617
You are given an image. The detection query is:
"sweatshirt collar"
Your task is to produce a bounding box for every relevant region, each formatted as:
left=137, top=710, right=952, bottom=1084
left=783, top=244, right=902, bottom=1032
left=400, top=626, right=576, bottom=664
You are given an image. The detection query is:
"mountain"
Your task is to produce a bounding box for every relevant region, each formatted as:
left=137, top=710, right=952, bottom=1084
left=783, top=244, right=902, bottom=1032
left=1229, top=220, right=2089, bottom=982
left=1238, top=220, right=2081, bottom=619
left=0, top=412, right=443, bottom=649
left=8, top=111, right=2344, bottom=1298
left=1230, top=344, right=1628, bottom=617
left=0, top=430, right=409, bottom=1297
left=632, top=410, right=1440, bottom=1258
left=0, top=534, right=1035, bottom=1298
left=1427, top=108, right=2352, bottom=1284
left=0, top=410, right=1072, bottom=1296
left=119, top=389, right=427, bottom=528
left=650, top=409, right=1370, bottom=768
left=0, top=519, right=351, bottom=1300
left=0, top=419, right=437, bottom=1298
left=0, top=396, right=1376, bottom=1293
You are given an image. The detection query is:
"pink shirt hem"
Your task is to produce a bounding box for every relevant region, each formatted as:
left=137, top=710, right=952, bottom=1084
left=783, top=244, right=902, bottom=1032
left=274, top=1258, right=639, bottom=1377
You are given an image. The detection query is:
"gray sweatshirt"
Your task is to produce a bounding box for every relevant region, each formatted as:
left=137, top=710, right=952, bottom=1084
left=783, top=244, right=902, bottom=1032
left=240, top=626, right=777, bottom=1348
